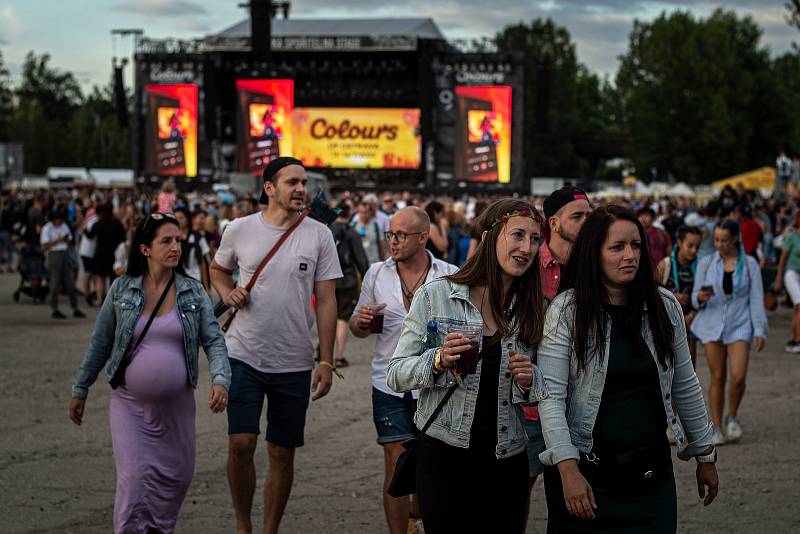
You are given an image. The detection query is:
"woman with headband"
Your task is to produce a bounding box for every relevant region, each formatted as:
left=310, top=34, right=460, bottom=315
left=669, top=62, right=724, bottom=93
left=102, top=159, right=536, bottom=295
left=388, top=198, right=549, bottom=533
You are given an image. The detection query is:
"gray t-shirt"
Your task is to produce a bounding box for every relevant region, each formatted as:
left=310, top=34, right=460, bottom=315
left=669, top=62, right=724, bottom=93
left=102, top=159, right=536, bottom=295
left=215, top=212, right=342, bottom=373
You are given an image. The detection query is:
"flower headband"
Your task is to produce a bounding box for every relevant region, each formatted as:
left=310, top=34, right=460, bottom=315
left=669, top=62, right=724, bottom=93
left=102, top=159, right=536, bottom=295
left=489, top=208, right=543, bottom=229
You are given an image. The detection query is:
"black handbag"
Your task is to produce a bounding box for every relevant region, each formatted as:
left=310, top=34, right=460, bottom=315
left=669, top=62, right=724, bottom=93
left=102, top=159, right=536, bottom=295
left=109, top=275, right=175, bottom=389
left=387, top=382, right=459, bottom=498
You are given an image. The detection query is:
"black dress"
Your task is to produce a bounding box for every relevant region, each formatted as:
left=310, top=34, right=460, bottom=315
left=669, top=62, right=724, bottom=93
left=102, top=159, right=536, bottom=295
left=416, top=333, right=528, bottom=534
left=544, top=304, right=677, bottom=533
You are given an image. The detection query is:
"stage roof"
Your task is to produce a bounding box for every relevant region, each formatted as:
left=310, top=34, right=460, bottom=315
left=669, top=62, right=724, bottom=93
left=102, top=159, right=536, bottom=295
left=212, top=18, right=446, bottom=41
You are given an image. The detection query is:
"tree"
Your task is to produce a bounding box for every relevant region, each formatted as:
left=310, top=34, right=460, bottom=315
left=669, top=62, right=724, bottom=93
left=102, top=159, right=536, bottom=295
left=616, top=9, right=774, bottom=183
left=11, top=52, right=84, bottom=172
left=0, top=51, right=13, bottom=142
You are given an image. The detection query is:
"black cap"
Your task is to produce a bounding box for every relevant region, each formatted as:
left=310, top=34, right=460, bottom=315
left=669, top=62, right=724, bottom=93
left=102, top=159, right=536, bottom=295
left=543, top=186, right=589, bottom=219
left=259, top=157, right=305, bottom=204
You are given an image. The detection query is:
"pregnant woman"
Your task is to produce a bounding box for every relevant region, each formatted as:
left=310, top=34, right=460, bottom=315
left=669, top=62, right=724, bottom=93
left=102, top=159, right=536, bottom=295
left=69, top=212, right=231, bottom=533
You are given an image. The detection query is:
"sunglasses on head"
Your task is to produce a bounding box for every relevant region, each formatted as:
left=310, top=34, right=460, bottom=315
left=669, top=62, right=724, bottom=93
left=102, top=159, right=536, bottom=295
left=143, top=212, right=178, bottom=232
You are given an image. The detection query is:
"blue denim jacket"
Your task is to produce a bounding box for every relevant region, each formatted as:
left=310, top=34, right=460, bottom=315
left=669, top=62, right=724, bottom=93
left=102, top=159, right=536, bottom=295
left=71, top=273, right=231, bottom=400
left=387, top=278, right=548, bottom=459
left=691, top=252, right=767, bottom=343
left=537, top=288, right=713, bottom=466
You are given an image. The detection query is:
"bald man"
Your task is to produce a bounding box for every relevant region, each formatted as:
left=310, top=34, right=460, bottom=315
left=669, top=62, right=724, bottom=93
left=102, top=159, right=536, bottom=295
left=349, top=207, right=457, bottom=534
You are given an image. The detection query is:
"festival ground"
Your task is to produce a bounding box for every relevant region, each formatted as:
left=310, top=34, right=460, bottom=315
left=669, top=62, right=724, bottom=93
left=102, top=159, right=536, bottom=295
left=1, top=272, right=798, bottom=534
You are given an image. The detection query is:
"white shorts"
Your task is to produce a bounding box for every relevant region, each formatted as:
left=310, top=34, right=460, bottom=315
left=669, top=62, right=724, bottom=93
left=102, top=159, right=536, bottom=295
left=785, top=269, right=800, bottom=305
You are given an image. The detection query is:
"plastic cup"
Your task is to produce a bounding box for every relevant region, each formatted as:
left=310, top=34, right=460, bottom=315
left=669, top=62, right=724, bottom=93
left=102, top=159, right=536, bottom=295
left=369, top=303, right=387, bottom=334
left=448, top=325, right=481, bottom=375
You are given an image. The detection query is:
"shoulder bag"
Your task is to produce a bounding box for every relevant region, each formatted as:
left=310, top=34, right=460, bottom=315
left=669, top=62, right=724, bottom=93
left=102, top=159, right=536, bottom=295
left=387, top=382, right=459, bottom=497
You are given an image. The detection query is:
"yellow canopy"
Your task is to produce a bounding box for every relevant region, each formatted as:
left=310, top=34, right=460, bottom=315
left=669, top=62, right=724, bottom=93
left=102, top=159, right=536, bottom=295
left=712, top=167, right=775, bottom=190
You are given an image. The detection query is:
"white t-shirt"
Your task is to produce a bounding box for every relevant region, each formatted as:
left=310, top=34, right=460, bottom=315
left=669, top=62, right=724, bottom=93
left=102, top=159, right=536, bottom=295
left=183, top=233, right=210, bottom=282
left=215, top=212, right=343, bottom=373
left=40, top=222, right=71, bottom=253
left=78, top=214, right=98, bottom=258
left=355, top=252, right=457, bottom=398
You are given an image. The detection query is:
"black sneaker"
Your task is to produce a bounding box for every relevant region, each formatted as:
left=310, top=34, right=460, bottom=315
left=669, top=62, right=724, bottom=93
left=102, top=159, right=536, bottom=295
left=52, top=310, right=67, bottom=319
left=73, top=309, right=86, bottom=318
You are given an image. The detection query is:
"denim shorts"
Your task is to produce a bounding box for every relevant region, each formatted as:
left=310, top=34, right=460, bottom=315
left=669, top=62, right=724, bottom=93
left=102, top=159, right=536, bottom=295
left=524, top=418, right=546, bottom=477
left=372, top=387, right=417, bottom=445
left=227, top=359, right=311, bottom=448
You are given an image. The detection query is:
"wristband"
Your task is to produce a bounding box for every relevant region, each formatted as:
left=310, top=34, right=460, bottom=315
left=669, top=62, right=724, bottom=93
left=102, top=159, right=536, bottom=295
left=319, top=360, right=344, bottom=380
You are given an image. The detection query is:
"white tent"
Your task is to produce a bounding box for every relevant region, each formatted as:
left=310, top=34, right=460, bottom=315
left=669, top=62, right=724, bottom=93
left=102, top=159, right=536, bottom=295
left=666, top=182, right=694, bottom=197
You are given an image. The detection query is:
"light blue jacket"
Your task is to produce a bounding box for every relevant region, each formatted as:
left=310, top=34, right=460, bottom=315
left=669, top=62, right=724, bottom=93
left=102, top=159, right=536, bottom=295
left=691, top=252, right=767, bottom=343
left=537, top=288, right=713, bottom=466
left=387, top=278, right=548, bottom=459
left=72, top=273, right=231, bottom=400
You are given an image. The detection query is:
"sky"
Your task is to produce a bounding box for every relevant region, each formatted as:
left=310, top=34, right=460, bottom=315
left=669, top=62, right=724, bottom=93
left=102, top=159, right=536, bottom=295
left=0, top=0, right=796, bottom=90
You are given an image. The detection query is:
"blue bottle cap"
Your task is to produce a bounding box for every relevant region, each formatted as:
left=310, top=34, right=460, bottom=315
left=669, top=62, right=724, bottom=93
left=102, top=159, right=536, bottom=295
left=426, top=320, right=438, bottom=332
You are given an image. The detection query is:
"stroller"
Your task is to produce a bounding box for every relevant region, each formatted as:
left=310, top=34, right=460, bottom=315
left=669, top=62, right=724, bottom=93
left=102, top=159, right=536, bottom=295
left=13, top=243, right=49, bottom=304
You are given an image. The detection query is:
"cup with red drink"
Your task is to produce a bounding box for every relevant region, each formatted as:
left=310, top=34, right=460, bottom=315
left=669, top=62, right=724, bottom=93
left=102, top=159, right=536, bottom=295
left=447, top=324, right=481, bottom=375
left=369, top=303, right=387, bottom=334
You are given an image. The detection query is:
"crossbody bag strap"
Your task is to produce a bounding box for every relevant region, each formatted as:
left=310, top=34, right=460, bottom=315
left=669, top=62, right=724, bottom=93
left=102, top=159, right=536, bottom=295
left=222, top=210, right=309, bottom=332
left=417, top=382, right=459, bottom=439
left=129, top=274, right=175, bottom=357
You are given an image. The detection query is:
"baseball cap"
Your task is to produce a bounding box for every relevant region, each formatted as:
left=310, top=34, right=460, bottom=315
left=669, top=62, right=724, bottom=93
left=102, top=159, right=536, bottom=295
left=259, top=157, right=305, bottom=204
left=543, top=186, right=589, bottom=219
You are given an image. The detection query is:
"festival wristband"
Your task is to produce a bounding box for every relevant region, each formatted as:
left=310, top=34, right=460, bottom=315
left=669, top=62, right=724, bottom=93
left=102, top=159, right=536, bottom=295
left=319, top=360, right=344, bottom=380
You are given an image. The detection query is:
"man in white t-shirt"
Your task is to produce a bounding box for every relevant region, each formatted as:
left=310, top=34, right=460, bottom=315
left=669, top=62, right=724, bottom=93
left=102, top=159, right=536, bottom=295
left=41, top=208, right=85, bottom=319
left=210, top=157, right=342, bottom=534
left=349, top=207, right=456, bottom=534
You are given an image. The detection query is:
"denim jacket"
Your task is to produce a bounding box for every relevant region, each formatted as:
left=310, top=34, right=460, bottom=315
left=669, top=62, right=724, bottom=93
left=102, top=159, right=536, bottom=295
left=691, top=252, right=767, bottom=343
left=537, top=288, right=713, bottom=466
left=71, top=273, right=231, bottom=400
left=387, top=278, right=548, bottom=459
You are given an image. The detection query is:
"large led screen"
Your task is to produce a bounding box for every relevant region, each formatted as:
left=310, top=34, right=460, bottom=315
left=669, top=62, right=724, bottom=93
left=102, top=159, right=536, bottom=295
left=236, top=79, right=294, bottom=176
left=292, top=108, right=421, bottom=169
left=145, top=84, right=198, bottom=177
left=454, top=85, right=512, bottom=183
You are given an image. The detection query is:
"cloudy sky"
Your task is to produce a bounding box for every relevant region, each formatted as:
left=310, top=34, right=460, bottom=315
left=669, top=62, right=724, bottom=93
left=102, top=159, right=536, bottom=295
left=0, top=0, right=796, bottom=89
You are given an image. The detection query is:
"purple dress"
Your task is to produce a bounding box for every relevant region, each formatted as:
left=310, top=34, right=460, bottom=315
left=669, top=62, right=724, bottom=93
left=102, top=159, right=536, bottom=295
left=109, top=306, right=195, bottom=534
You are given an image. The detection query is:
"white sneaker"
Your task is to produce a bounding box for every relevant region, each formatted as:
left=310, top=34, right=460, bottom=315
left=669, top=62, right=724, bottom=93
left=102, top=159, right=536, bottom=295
left=725, top=417, right=742, bottom=442
left=711, top=428, right=726, bottom=446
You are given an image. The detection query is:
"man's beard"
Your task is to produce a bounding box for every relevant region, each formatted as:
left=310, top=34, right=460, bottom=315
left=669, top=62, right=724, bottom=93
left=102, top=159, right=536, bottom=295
left=556, top=225, right=576, bottom=244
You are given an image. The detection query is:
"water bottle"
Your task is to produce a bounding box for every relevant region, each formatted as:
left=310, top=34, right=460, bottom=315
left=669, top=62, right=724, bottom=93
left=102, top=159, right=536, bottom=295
left=421, top=320, right=440, bottom=351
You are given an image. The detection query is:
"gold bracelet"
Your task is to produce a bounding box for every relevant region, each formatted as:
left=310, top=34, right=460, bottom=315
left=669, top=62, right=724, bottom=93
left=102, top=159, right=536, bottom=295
left=319, top=360, right=344, bottom=380
left=434, top=348, right=447, bottom=372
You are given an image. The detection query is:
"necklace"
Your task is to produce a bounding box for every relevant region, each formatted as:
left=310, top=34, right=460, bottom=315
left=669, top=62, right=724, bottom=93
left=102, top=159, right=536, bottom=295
left=399, top=257, right=431, bottom=304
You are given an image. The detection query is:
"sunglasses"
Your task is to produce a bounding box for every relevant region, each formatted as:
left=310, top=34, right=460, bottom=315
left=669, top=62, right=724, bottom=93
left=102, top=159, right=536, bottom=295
left=143, top=212, right=178, bottom=232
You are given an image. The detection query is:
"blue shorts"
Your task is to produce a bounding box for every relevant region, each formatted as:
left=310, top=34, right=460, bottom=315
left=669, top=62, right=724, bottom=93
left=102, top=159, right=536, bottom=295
left=372, top=387, right=417, bottom=445
left=226, top=359, right=311, bottom=449
left=524, top=418, right=546, bottom=477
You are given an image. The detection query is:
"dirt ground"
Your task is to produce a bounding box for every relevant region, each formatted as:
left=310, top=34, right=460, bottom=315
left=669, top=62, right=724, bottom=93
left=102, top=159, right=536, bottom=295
left=1, top=271, right=799, bottom=534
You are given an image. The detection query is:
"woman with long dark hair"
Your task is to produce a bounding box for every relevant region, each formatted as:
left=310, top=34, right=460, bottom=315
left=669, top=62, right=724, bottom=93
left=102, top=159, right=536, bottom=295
left=388, top=198, right=549, bottom=533
left=538, top=205, right=718, bottom=533
left=424, top=200, right=448, bottom=260
left=691, top=219, right=766, bottom=446
left=68, top=212, right=231, bottom=533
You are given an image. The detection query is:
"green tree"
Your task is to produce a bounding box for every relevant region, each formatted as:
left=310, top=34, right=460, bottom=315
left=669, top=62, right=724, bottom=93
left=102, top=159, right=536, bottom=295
left=0, top=51, right=13, bottom=142
left=616, top=9, right=773, bottom=183
left=11, top=52, right=84, bottom=173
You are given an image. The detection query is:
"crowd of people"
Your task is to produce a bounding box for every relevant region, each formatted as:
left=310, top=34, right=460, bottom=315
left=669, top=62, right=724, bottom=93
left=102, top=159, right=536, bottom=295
left=1, top=159, right=796, bottom=532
